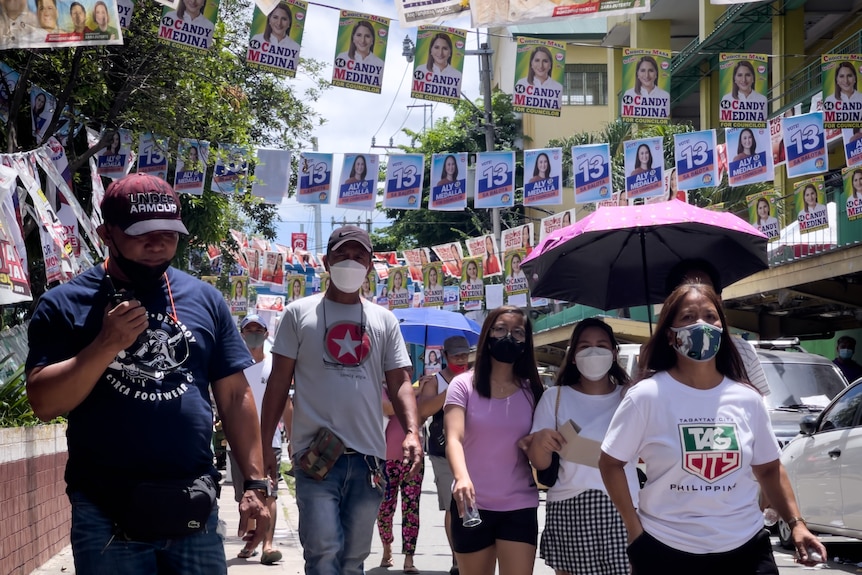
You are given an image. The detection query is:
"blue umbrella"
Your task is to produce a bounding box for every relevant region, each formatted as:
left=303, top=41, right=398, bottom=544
left=392, top=308, right=481, bottom=348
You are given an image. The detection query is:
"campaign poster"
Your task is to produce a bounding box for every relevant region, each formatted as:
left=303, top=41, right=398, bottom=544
left=783, top=112, right=828, bottom=179
left=843, top=166, right=862, bottom=221
left=442, top=285, right=459, bottom=312
left=474, top=151, right=515, bottom=209
left=360, top=269, right=376, bottom=300
left=718, top=53, right=768, bottom=128
left=30, top=87, right=54, bottom=144
left=410, top=26, right=465, bottom=105
left=810, top=91, right=843, bottom=145
left=572, top=143, right=612, bottom=204
left=229, top=275, right=248, bottom=314
left=291, top=232, right=306, bottom=253
left=387, top=265, right=410, bottom=309
left=117, top=0, right=134, bottom=28
left=384, top=154, right=424, bottom=209
left=470, top=0, right=649, bottom=27
left=794, top=176, right=828, bottom=234
left=424, top=346, right=442, bottom=374
left=623, top=137, right=664, bottom=200
left=429, top=152, right=467, bottom=211
left=621, top=49, right=671, bottom=125
left=459, top=256, right=483, bottom=308
left=251, top=148, right=291, bottom=203
left=395, top=0, right=468, bottom=27
left=725, top=127, right=772, bottom=187
left=332, top=11, right=388, bottom=94
left=159, top=0, right=218, bottom=52
left=246, top=0, right=306, bottom=76
left=212, top=143, right=248, bottom=194
left=523, top=148, right=562, bottom=206
left=286, top=274, right=306, bottom=302
left=173, top=139, right=208, bottom=195
left=843, top=128, right=862, bottom=168
left=97, top=128, right=132, bottom=179
left=246, top=248, right=262, bottom=282
left=423, top=262, right=444, bottom=307
left=137, top=133, right=169, bottom=178
left=0, top=63, right=20, bottom=123
left=262, top=250, right=285, bottom=289
left=821, top=55, right=862, bottom=129
left=539, top=209, right=575, bottom=239
left=512, top=38, right=565, bottom=117
left=255, top=294, right=284, bottom=312
left=337, top=153, right=378, bottom=210
left=0, top=0, right=124, bottom=49
left=746, top=191, right=780, bottom=242
left=431, top=241, right=463, bottom=278
left=673, top=130, right=718, bottom=191
left=501, top=225, right=534, bottom=259
left=297, top=152, right=332, bottom=204
left=504, top=249, right=528, bottom=297
left=403, top=248, right=425, bottom=281
left=465, top=234, right=501, bottom=278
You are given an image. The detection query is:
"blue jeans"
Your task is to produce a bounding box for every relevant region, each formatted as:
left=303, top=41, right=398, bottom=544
left=68, top=490, right=226, bottom=575
left=295, top=452, right=384, bottom=575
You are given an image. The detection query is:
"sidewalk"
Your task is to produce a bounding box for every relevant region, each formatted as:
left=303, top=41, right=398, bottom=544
left=30, top=459, right=555, bottom=575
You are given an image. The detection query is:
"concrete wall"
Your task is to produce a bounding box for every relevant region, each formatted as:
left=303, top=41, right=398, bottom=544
left=0, top=425, right=70, bottom=575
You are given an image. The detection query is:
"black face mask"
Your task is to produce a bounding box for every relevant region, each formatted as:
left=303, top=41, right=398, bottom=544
left=488, top=335, right=525, bottom=364
left=111, top=243, right=170, bottom=288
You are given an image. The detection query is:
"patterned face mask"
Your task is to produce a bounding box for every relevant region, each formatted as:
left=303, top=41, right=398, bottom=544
left=670, top=322, right=723, bottom=362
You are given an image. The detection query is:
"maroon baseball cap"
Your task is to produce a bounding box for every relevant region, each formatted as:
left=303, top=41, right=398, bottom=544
left=101, top=173, right=189, bottom=236
left=327, top=225, right=372, bottom=253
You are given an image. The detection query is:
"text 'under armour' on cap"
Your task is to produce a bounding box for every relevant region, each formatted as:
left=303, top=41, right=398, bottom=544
left=101, top=173, right=189, bottom=236
left=327, top=225, right=372, bottom=253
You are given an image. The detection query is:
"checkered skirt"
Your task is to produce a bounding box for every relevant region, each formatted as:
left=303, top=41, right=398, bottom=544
left=540, top=489, right=630, bottom=574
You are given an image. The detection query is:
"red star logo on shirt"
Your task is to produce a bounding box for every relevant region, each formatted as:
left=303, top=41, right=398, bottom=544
left=325, top=322, right=370, bottom=365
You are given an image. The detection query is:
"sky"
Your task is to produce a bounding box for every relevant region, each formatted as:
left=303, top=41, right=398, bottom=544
left=272, top=0, right=482, bottom=253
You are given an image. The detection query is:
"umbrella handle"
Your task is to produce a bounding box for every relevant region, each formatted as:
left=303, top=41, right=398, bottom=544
left=639, top=230, right=654, bottom=335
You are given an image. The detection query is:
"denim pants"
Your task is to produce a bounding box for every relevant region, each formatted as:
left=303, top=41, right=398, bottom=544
left=68, top=490, right=226, bottom=575
left=295, top=452, right=384, bottom=575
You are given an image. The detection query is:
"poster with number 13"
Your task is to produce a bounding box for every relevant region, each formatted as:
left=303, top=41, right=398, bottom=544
left=783, top=112, right=828, bottom=179
left=384, top=154, right=425, bottom=209
left=673, top=130, right=718, bottom=191
left=474, top=151, right=515, bottom=209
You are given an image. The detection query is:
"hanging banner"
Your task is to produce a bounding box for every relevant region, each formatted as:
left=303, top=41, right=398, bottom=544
left=97, top=128, right=132, bottom=179
left=844, top=166, right=862, bottom=222
left=0, top=0, right=124, bottom=49
left=811, top=91, right=844, bottom=145
left=247, top=0, right=306, bottom=76
left=746, top=191, right=780, bottom=242
left=246, top=248, right=262, bottom=282
left=719, top=53, right=768, bottom=128
left=384, top=153, right=424, bottom=209
left=137, top=133, right=169, bottom=179
left=474, top=151, right=515, bottom=209
left=402, top=248, right=425, bottom=281
left=0, top=63, right=20, bottom=123
left=513, top=38, right=565, bottom=117
left=256, top=294, right=284, bottom=312
left=422, top=262, right=444, bottom=307
left=844, top=128, right=862, bottom=168
left=673, top=130, right=718, bottom=191
left=360, top=269, right=376, bottom=300
left=726, top=127, right=773, bottom=187
left=624, top=137, right=664, bottom=200
left=332, top=12, right=388, bottom=94
left=621, top=49, right=671, bottom=125
left=30, top=87, right=55, bottom=144
left=539, top=209, right=575, bottom=239
left=794, top=177, right=829, bottom=234
left=337, top=153, right=378, bottom=210
left=173, top=139, right=208, bottom=195
left=298, top=152, right=332, bottom=204
left=769, top=105, right=802, bottom=169
left=290, top=232, right=306, bottom=253
left=387, top=266, right=410, bottom=309
left=783, top=112, right=828, bottom=179
left=0, top=167, right=31, bottom=303
left=410, top=26, right=465, bottom=105
left=429, top=152, right=467, bottom=211
left=212, top=144, right=248, bottom=194
left=395, top=0, right=468, bottom=28
left=821, top=55, right=862, bottom=129
left=286, top=274, right=306, bottom=302
left=504, top=249, right=528, bottom=297
left=523, top=148, right=562, bottom=206
left=160, top=0, right=218, bottom=52
left=660, top=168, right=687, bottom=203
left=501, top=225, right=533, bottom=259
left=252, top=148, right=291, bottom=203
left=465, top=234, right=501, bottom=278
left=459, top=257, right=483, bottom=308
left=431, top=241, right=463, bottom=278
left=262, top=250, right=285, bottom=290
left=229, top=275, right=248, bottom=314
left=117, top=0, right=135, bottom=28
left=442, top=285, right=459, bottom=312
left=572, top=143, right=611, bottom=204
left=470, top=0, right=649, bottom=27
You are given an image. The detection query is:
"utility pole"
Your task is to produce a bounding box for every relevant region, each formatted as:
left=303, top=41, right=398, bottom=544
left=407, top=103, right=434, bottom=134
left=311, top=137, right=322, bottom=252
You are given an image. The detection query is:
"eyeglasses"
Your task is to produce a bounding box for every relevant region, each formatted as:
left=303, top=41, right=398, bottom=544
left=490, top=325, right=527, bottom=342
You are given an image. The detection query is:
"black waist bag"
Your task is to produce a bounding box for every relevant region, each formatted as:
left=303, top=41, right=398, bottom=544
left=114, top=473, right=219, bottom=541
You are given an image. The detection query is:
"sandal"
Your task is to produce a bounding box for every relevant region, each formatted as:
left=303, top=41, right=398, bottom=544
left=261, top=549, right=283, bottom=565
left=380, top=556, right=394, bottom=568
left=403, top=566, right=420, bottom=574
left=237, top=547, right=258, bottom=559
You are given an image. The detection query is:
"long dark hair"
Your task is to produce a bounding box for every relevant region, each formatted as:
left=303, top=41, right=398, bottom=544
left=731, top=60, right=756, bottom=99
left=555, top=318, right=630, bottom=388
left=834, top=61, right=858, bottom=97
left=348, top=20, right=375, bottom=59
left=472, top=306, right=543, bottom=405
left=634, top=56, right=658, bottom=95
left=425, top=33, right=452, bottom=71
left=638, top=283, right=752, bottom=388
left=264, top=3, right=291, bottom=43
left=527, top=46, right=553, bottom=84
left=737, top=128, right=756, bottom=155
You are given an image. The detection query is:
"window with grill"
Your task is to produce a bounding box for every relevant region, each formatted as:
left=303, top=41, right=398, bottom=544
left=563, top=64, right=607, bottom=106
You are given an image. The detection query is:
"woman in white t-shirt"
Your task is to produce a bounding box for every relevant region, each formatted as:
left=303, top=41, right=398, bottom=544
left=599, top=283, right=825, bottom=574
left=528, top=318, right=635, bottom=575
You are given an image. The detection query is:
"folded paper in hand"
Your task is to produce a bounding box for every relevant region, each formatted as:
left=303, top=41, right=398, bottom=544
left=558, top=420, right=602, bottom=468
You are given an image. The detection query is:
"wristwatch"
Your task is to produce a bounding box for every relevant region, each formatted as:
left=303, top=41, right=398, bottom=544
left=243, top=478, right=273, bottom=498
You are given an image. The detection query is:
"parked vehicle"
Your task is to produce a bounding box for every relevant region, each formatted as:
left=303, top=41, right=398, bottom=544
left=777, top=376, right=862, bottom=548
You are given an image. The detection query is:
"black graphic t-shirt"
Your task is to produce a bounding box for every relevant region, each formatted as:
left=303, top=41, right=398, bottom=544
left=27, top=266, right=253, bottom=488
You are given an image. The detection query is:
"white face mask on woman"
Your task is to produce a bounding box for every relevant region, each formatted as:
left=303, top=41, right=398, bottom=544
left=574, top=347, right=614, bottom=381
left=328, top=260, right=368, bottom=293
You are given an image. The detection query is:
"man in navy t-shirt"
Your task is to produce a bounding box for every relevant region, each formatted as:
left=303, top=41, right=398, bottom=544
left=25, top=173, right=270, bottom=575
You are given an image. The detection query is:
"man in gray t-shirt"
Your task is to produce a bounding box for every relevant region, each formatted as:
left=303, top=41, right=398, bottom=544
left=261, top=225, right=422, bottom=575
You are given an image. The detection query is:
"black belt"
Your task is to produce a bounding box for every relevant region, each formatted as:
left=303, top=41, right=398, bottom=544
left=344, top=448, right=360, bottom=455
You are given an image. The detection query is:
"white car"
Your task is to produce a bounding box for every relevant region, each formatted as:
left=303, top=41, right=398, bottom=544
left=778, top=377, right=862, bottom=548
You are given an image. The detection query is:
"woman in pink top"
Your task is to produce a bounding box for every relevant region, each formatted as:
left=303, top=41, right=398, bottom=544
left=444, top=306, right=544, bottom=575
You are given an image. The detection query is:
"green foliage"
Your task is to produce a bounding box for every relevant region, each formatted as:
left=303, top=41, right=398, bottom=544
left=0, top=365, right=43, bottom=426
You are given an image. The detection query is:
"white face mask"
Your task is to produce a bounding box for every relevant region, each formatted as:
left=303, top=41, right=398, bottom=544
left=574, top=347, right=614, bottom=381
left=328, top=260, right=369, bottom=293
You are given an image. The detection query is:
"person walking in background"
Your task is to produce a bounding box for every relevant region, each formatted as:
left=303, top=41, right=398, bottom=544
left=599, top=282, right=826, bottom=575
left=445, top=306, right=544, bottom=575
left=418, top=335, right=472, bottom=575
left=834, top=335, right=862, bottom=382
left=528, top=318, right=636, bottom=575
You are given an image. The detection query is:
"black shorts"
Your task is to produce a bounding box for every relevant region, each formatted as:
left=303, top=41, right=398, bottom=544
left=449, top=499, right=538, bottom=554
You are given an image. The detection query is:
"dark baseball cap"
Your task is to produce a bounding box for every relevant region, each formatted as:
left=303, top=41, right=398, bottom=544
left=101, top=173, right=189, bottom=236
left=443, top=336, right=471, bottom=356
left=327, top=225, right=372, bottom=253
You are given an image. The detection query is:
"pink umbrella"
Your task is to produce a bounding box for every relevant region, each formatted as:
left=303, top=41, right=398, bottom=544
left=522, top=199, right=768, bottom=312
